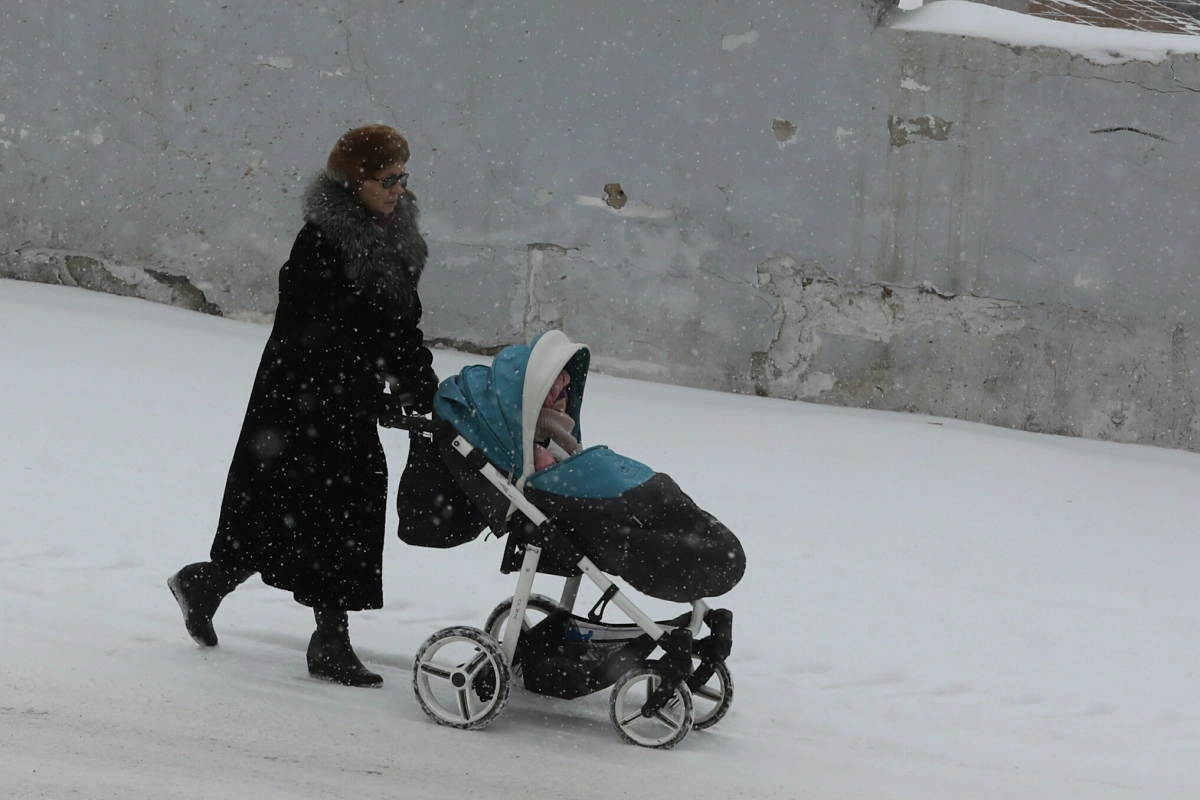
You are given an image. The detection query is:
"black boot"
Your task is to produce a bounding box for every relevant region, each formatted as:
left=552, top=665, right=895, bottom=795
left=167, top=561, right=252, bottom=646
left=307, top=608, right=382, bottom=687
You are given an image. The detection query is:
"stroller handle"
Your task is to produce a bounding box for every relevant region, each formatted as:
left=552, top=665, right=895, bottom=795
left=377, top=393, right=441, bottom=435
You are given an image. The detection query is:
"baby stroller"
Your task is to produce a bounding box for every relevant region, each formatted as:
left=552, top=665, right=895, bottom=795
left=383, top=331, right=745, bottom=749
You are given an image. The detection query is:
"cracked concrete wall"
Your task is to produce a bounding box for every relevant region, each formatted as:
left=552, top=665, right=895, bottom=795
left=3, top=1, right=1200, bottom=449
left=836, top=29, right=1200, bottom=449
left=753, top=255, right=1200, bottom=448
left=6, top=247, right=222, bottom=316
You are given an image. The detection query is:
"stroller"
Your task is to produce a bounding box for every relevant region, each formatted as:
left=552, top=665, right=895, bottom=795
left=383, top=331, right=745, bottom=749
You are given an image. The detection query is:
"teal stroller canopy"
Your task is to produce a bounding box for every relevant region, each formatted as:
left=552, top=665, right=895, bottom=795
left=433, top=330, right=653, bottom=497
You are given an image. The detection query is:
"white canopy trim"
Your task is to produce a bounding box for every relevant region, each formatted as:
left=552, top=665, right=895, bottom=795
left=518, top=330, right=587, bottom=489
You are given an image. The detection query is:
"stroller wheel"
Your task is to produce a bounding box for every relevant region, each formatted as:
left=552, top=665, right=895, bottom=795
left=484, top=593, right=566, bottom=641
left=609, top=666, right=694, bottom=749
left=412, top=626, right=511, bottom=730
left=690, top=658, right=733, bottom=731
left=484, top=593, right=566, bottom=685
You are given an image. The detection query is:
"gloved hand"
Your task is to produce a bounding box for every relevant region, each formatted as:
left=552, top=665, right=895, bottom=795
left=407, top=389, right=434, bottom=416
left=383, top=365, right=437, bottom=416
left=408, top=367, right=438, bottom=415
left=384, top=391, right=428, bottom=415
left=390, top=382, right=435, bottom=416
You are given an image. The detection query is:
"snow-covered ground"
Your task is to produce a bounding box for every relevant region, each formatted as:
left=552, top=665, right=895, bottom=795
left=2, top=278, right=1198, bottom=799
left=889, top=0, right=1200, bottom=64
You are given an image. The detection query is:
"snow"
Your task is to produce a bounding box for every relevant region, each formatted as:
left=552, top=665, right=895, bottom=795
left=2, top=277, right=1198, bottom=799
left=889, top=0, right=1200, bottom=64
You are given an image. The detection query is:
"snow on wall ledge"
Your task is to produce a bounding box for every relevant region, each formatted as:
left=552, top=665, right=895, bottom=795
left=4, top=1, right=1200, bottom=450
left=888, top=1, right=1200, bottom=65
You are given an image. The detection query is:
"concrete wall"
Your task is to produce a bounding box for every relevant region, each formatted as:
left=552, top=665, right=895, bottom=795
left=3, top=0, right=1200, bottom=449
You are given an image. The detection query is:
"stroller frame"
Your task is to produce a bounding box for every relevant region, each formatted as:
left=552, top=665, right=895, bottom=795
left=390, top=331, right=736, bottom=748
left=398, top=414, right=734, bottom=749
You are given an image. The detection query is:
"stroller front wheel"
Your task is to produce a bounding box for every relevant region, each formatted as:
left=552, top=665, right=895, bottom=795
left=690, top=658, right=733, bottom=730
left=412, top=626, right=511, bottom=730
left=609, top=666, right=694, bottom=749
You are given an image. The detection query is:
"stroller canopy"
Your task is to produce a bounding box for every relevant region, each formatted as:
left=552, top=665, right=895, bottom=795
left=434, top=330, right=590, bottom=485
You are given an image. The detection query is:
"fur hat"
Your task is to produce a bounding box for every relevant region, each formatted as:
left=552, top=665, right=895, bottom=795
left=325, top=124, right=410, bottom=185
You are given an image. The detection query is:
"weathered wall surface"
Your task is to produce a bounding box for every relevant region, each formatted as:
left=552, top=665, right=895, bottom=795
left=2, top=1, right=1199, bottom=448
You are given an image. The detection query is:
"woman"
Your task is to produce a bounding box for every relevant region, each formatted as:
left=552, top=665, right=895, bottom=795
left=168, top=124, right=437, bottom=687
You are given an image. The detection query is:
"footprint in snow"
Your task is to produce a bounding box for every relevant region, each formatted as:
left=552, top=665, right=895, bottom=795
left=1051, top=702, right=1117, bottom=719
left=785, top=662, right=833, bottom=675
left=98, top=557, right=142, bottom=570
left=922, top=683, right=973, bottom=697
left=822, top=670, right=905, bottom=690
left=0, top=546, right=73, bottom=563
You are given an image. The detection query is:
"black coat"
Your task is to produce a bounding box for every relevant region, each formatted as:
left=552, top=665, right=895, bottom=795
left=210, top=174, right=437, bottom=610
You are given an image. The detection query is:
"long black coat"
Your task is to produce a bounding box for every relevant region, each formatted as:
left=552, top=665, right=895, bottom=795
left=210, top=173, right=437, bottom=611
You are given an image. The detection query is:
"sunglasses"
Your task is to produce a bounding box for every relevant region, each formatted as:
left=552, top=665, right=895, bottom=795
left=371, top=172, right=409, bottom=190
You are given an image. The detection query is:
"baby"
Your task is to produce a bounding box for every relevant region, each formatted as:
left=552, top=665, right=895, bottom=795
left=533, top=370, right=581, bottom=470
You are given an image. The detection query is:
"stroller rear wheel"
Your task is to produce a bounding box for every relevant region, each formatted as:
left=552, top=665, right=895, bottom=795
left=609, top=666, right=694, bottom=749
left=690, top=657, right=733, bottom=730
left=484, top=594, right=566, bottom=686
left=484, top=593, right=566, bottom=642
left=412, top=626, right=511, bottom=730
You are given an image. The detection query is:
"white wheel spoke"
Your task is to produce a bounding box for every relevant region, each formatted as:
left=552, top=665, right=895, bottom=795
left=455, top=688, right=472, bottom=721
left=419, top=663, right=453, bottom=681
left=653, top=710, right=683, bottom=730
left=619, top=709, right=644, bottom=726
left=464, top=650, right=489, bottom=676
left=696, top=685, right=722, bottom=702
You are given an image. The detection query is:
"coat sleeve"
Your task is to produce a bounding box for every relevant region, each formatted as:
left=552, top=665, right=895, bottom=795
left=376, top=297, right=439, bottom=413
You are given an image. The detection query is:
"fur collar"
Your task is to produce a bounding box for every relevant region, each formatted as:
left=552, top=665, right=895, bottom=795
left=301, top=172, right=427, bottom=313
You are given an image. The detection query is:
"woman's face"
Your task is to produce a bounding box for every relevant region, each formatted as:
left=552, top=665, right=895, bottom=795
left=356, top=162, right=408, bottom=220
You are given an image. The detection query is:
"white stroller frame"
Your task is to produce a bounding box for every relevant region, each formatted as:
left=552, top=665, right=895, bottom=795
left=458, top=429, right=715, bottom=661
left=407, top=332, right=734, bottom=749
